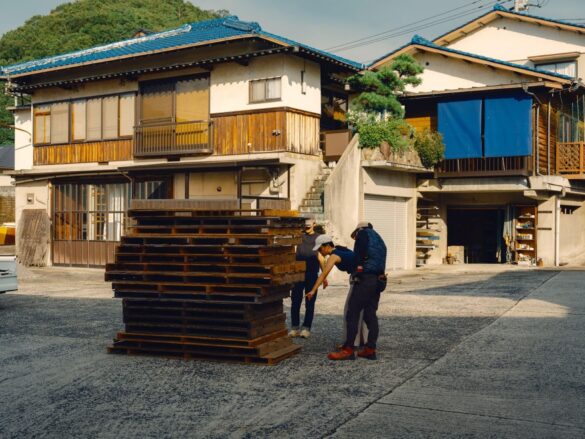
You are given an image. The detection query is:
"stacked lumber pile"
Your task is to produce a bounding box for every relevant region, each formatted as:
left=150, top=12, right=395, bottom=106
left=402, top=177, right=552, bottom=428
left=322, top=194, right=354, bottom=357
left=106, top=200, right=305, bottom=365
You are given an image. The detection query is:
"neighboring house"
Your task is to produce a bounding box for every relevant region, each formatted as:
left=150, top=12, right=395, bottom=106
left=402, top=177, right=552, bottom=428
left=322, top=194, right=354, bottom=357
left=0, top=145, right=15, bottom=224
left=1, top=16, right=361, bottom=267
left=327, top=5, right=585, bottom=269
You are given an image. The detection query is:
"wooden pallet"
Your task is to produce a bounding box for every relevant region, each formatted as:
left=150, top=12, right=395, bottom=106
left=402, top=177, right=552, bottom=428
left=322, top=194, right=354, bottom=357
left=106, top=208, right=303, bottom=364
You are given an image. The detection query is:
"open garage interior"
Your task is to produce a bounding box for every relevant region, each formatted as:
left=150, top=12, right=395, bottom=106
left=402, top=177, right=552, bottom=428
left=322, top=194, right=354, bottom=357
left=447, top=207, right=505, bottom=264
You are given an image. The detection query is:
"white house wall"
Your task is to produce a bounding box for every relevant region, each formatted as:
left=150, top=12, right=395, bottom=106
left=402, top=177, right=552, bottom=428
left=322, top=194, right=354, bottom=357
left=14, top=108, right=33, bottom=171
left=210, top=54, right=320, bottom=115
left=446, top=18, right=585, bottom=79
left=407, top=51, right=534, bottom=93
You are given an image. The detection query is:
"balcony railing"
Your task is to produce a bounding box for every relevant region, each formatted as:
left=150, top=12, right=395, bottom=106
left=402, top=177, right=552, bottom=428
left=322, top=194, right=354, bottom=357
left=435, top=156, right=532, bottom=177
left=557, top=142, right=585, bottom=177
left=134, top=120, right=213, bottom=158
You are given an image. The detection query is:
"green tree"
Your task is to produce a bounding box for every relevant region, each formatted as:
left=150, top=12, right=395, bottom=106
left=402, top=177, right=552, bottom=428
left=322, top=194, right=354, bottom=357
left=0, top=0, right=228, bottom=142
left=348, top=54, right=423, bottom=118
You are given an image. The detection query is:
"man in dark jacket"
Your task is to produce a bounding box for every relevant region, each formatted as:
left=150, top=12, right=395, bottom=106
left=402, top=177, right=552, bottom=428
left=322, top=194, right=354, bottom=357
left=328, top=221, right=387, bottom=361
left=289, top=218, right=326, bottom=338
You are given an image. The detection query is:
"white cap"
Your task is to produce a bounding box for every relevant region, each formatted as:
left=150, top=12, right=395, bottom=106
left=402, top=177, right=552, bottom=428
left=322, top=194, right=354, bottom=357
left=312, top=234, right=333, bottom=251
left=351, top=221, right=371, bottom=238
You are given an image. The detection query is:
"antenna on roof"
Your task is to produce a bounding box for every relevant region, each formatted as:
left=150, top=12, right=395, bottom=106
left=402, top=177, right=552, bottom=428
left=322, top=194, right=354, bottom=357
left=513, top=0, right=547, bottom=12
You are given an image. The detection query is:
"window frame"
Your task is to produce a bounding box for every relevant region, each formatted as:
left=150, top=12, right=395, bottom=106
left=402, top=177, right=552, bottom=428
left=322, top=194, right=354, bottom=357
left=534, top=60, right=578, bottom=78
left=249, top=76, right=282, bottom=104
left=32, top=91, right=137, bottom=146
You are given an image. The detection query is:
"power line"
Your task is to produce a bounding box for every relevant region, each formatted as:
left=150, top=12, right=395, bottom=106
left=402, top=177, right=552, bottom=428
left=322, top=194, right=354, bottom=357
left=326, top=0, right=496, bottom=51
left=330, top=1, right=513, bottom=53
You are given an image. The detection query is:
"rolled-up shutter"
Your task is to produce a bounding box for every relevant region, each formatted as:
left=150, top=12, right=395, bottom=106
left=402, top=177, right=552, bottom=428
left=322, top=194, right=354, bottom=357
left=364, top=195, right=408, bottom=271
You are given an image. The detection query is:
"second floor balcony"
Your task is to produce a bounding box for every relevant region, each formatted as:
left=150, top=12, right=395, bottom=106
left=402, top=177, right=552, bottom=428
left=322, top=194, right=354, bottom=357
left=134, top=120, right=213, bottom=158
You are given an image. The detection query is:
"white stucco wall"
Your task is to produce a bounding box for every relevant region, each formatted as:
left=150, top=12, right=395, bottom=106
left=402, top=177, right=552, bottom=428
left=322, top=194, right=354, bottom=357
left=559, top=203, right=585, bottom=263
left=324, top=135, right=362, bottom=248
left=446, top=18, right=585, bottom=81
left=407, top=51, right=537, bottom=93
left=210, top=54, right=321, bottom=115
left=14, top=108, right=33, bottom=171
left=447, top=18, right=585, bottom=63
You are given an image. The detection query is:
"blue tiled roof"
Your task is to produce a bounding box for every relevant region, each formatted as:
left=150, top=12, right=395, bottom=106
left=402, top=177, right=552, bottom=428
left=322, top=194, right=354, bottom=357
left=370, top=35, right=573, bottom=81
left=0, top=16, right=363, bottom=77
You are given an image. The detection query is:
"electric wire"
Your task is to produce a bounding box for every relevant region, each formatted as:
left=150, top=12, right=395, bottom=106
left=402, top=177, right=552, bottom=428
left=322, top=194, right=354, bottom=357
left=326, top=0, right=512, bottom=53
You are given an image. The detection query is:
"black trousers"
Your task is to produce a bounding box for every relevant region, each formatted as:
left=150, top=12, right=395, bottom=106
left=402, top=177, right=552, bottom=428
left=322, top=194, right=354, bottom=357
left=290, top=273, right=319, bottom=329
left=344, top=274, right=381, bottom=349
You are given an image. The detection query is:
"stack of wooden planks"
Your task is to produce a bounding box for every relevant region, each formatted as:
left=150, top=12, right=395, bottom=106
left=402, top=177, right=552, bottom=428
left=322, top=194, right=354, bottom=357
left=106, top=201, right=305, bottom=365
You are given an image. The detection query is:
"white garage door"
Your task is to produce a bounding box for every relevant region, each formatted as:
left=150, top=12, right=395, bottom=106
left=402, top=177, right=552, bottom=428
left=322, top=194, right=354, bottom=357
left=364, top=194, right=408, bottom=271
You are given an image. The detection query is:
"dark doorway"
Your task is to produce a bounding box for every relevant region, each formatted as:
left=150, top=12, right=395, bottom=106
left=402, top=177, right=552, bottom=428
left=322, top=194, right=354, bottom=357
left=447, top=208, right=504, bottom=263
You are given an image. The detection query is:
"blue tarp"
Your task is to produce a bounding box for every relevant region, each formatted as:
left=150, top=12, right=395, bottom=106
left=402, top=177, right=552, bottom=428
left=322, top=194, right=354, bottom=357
left=484, top=93, right=532, bottom=157
left=438, top=98, right=483, bottom=159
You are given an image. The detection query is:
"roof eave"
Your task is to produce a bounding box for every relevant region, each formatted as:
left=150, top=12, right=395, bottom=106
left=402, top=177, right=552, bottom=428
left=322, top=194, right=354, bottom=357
left=5, top=33, right=361, bottom=82
left=433, top=9, right=585, bottom=46
left=370, top=43, right=573, bottom=85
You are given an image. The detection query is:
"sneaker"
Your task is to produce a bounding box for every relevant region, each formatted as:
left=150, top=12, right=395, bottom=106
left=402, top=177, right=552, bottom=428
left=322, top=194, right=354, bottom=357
left=288, top=329, right=300, bottom=337
left=357, top=346, right=377, bottom=360
left=300, top=328, right=311, bottom=338
left=327, top=346, right=355, bottom=361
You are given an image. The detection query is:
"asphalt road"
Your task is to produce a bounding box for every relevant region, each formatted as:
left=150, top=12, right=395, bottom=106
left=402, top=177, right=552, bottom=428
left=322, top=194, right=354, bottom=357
left=1, top=265, right=583, bottom=438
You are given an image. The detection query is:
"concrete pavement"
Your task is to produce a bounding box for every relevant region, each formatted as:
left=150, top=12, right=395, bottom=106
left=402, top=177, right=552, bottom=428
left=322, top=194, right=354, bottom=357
left=332, top=270, right=585, bottom=438
left=1, top=265, right=584, bottom=438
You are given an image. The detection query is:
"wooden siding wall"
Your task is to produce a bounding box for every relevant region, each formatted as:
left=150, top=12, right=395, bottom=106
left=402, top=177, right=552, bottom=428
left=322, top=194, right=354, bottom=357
left=34, top=139, right=133, bottom=165
left=405, top=101, right=438, bottom=132
left=212, top=109, right=320, bottom=156
left=33, top=109, right=320, bottom=165
left=535, top=101, right=558, bottom=175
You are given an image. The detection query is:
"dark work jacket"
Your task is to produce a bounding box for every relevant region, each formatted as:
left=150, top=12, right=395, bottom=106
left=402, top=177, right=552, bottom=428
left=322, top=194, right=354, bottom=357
left=354, top=227, right=387, bottom=275
left=333, top=246, right=357, bottom=275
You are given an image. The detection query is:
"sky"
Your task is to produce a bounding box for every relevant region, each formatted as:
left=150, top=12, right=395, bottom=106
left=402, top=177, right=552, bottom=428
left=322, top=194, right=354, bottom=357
left=0, top=0, right=583, bottom=64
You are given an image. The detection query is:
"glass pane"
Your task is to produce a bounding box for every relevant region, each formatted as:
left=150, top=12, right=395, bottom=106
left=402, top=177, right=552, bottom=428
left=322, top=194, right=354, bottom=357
left=119, top=94, right=135, bottom=137
left=34, top=106, right=51, bottom=144
left=102, top=96, right=119, bottom=139
left=86, top=98, right=102, bottom=141
left=266, top=78, right=281, bottom=100
left=141, top=88, right=173, bottom=123
left=72, top=101, right=86, bottom=141
left=176, top=78, right=209, bottom=122
left=250, top=80, right=265, bottom=102
left=50, top=102, right=69, bottom=144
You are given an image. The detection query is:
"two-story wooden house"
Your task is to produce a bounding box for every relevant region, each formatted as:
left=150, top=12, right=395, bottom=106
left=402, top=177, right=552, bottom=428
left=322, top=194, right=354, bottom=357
left=1, top=16, right=361, bottom=267
left=327, top=5, right=585, bottom=268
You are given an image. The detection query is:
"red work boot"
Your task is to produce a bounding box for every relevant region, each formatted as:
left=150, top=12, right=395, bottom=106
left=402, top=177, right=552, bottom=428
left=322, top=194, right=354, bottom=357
left=357, top=346, right=377, bottom=360
left=327, top=346, right=355, bottom=361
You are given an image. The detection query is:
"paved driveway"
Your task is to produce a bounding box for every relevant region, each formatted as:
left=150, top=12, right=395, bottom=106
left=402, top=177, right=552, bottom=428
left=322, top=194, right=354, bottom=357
left=1, top=265, right=583, bottom=438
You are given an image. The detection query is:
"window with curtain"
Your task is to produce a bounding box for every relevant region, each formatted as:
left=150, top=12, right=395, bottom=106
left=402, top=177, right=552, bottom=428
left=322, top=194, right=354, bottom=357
left=86, top=98, right=102, bottom=141
left=437, top=92, right=533, bottom=159
left=140, top=82, right=174, bottom=123
left=535, top=61, right=577, bottom=78
left=72, top=100, right=86, bottom=141
left=119, top=94, right=135, bottom=137
left=34, top=106, right=51, bottom=144
left=176, top=78, right=209, bottom=122
left=249, top=77, right=282, bottom=103
left=50, top=102, right=69, bottom=144
left=102, top=96, right=119, bottom=139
